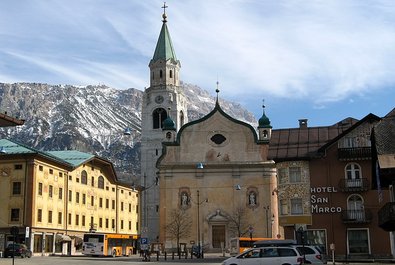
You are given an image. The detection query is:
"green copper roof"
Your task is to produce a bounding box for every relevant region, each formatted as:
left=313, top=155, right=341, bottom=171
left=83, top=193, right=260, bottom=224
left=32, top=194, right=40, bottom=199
left=152, top=21, right=177, bottom=62
left=258, top=104, right=272, bottom=128
left=47, top=151, right=95, bottom=167
left=0, top=139, right=36, bottom=154
left=163, top=116, right=176, bottom=131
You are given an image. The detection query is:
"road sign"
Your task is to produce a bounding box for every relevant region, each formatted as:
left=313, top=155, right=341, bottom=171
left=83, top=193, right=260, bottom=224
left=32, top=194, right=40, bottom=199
left=141, top=237, right=148, bottom=244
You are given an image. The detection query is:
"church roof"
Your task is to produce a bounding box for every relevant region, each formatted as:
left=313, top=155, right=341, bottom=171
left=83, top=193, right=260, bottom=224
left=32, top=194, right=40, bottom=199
left=151, top=14, right=178, bottom=62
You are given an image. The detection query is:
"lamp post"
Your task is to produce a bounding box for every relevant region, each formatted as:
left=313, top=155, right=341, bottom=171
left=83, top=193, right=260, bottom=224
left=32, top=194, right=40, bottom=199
left=192, top=190, right=208, bottom=258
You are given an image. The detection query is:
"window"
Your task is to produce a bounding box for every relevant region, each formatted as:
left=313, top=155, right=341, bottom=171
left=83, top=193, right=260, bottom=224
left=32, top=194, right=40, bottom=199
left=98, top=176, right=105, bottom=189
left=81, top=170, right=87, bottom=185
left=106, top=199, right=109, bottom=209
left=169, top=70, right=173, bottom=78
left=91, top=196, right=94, bottom=206
left=291, top=198, right=303, bottom=215
left=76, top=192, right=80, bottom=203
left=278, top=168, right=287, bottom=184
left=306, top=229, right=327, bottom=254
left=289, top=167, right=301, bottom=183
left=58, top=212, right=62, bottom=224
left=99, top=198, right=103, bottom=208
left=48, top=211, right=52, bottom=223
left=69, top=175, right=72, bottom=181
left=112, top=200, right=115, bottom=210
left=59, top=187, right=63, bottom=200
left=75, top=215, right=79, bottom=226
left=38, top=183, right=43, bottom=196
left=12, top=182, right=22, bottom=195
left=83, top=194, right=86, bottom=204
left=68, top=213, right=72, bottom=225
left=99, top=218, right=103, bottom=228
left=11, top=208, right=20, bottom=222
left=106, top=218, right=109, bottom=229
left=348, top=229, right=370, bottom=254
left=37, top=209, right=42, bottom=222
left=112, top=219, right=115, bottom=229
left=49, top=169, right=53, bottom=174
left=39, top=165, right=43, bottom=171
left=121, top=202, right=124, bottom=211
left=129, top=203, right=132, bottom=212
left=347, top=194, right=365, bottom=221
left=153, top=108, right=167, bottom=129
left=14, top=164, right=22, bottom=170
left=82, top=215, right=86, bottom=226
left=121, top=220, right=124, bottom=230
left=280, top=199, right=288, bottom=215
left=91, top=177, right=94, bottom=187
left=129, top=221, right=132, bottom=230
left=90, top=217, right=94, bottom=228
left=159, top=69, right=163, bottom=78
left=68, top=190, right=72, bottom=202
left=345, top=163, right=362, bottom=188
left=59, top=172, right=63, bottom=178
left=49, top=185, right=53, bottom=198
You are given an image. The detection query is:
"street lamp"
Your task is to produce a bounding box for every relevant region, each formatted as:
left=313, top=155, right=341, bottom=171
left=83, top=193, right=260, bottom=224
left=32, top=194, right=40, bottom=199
left=191, top=190, right=208, bottom=258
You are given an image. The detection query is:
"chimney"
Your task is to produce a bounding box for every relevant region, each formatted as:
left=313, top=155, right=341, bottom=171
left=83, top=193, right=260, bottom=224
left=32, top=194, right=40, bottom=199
left=299, top=119, right=308, bottom=129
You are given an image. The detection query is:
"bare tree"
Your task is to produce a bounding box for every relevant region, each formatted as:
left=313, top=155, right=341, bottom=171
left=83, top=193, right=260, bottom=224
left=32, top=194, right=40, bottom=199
left=165, top=209, right=192, bottom=254
left=226, top=206, right=250, bottom=237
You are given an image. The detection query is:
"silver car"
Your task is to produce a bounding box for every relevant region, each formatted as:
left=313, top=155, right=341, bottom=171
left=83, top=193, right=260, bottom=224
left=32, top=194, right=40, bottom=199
left=222, top=246, right=310, bottom=265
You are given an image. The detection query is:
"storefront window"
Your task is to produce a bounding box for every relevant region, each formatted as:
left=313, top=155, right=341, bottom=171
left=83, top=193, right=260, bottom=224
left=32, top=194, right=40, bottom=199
left=45, top=234, right=53, bottom=252
left=33, top=234, right=43, bottom=253
left=348, top=229, right=369, bottom=254
left=306, top=229, right=327, bottom=254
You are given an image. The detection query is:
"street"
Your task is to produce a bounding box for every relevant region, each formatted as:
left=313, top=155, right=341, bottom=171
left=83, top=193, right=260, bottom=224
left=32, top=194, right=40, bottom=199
left=0, top=254, right=226, bottom=265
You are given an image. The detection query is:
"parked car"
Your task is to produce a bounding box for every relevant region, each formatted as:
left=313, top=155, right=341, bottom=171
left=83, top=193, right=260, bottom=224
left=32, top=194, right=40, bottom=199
left=253, top=240, right=326, bottom=264
left=4, top=243, right=32, bottom=258
left=222, top=245, right=324, bottom=265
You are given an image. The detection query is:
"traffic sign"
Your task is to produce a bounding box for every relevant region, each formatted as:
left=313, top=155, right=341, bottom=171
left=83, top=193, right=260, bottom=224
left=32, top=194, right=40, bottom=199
left=141, top=237, right=148, bottom=244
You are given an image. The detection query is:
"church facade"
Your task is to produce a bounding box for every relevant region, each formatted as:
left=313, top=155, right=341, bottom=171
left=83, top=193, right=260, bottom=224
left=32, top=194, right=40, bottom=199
left=157, top=100, right=278, bottom=251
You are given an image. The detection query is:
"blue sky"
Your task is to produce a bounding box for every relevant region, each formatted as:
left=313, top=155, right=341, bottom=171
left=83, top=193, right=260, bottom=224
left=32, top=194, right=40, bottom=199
left=1, top=1, right=394, bottom=128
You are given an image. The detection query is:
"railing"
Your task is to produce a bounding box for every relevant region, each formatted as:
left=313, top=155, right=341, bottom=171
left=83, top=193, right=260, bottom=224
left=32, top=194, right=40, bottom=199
left=341, top=209, right=372, bottom=224
left=338, top=178, right=369, bottom=192
left=338, top=147, right=371, bottom=160
left=378, top=202, right=395, bottom=231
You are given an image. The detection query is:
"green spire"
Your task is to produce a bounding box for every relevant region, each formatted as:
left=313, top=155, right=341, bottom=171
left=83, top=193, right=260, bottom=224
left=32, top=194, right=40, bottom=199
left=258, top=101, right=272, bottom=128
left=151, top=12, right=177, bottom=62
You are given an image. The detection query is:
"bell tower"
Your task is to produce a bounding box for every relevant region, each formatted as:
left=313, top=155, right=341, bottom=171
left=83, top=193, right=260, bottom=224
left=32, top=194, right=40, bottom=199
left=140, top=4, right=188, bottom=242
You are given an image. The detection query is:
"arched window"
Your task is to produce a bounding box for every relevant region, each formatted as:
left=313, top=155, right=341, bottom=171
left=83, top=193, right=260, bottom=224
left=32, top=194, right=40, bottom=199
left=81, top=170, right=87, bottom=185
left=153, top=108, right=167, bottom=129
left=345, top=163, right=362, bottom=188
left=160, top=70, right=163, bottom=79
left=347, top=194, right=365, bottom=221
left=170, top=70, right=173, bottom=78
left=98, top=176, right=105, bottom=189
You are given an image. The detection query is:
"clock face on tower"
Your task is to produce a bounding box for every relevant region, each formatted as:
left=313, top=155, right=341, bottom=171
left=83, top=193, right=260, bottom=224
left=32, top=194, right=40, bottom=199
left=155, top=95, right=164, bottom=104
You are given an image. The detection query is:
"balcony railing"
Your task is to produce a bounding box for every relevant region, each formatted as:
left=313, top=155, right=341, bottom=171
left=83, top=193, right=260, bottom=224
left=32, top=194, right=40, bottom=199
left=378, top=202, right=395, bottom=231
left=338, top=147, right=371, bottom=160
left=341, top=209, right=372, bottom=224
left=338, top=178, right=369, bottom=192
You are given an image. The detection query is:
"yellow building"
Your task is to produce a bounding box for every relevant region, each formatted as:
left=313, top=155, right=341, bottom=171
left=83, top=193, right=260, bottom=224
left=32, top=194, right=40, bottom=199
left=0, top=139, right=138, bottom=255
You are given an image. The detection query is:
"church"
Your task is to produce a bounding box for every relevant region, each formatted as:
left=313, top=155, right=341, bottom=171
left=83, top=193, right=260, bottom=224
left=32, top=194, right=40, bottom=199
left=140, top=7, right=279, bottom=252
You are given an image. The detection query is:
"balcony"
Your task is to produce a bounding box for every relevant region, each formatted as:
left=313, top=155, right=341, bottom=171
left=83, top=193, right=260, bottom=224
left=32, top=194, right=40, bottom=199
left=341, top=209, right=372, bottom=224
left=338, top=147, right=371, bottom=160
left=378, top=202, right=395, bottom=231
left=338, top=178, right=369, bottom=192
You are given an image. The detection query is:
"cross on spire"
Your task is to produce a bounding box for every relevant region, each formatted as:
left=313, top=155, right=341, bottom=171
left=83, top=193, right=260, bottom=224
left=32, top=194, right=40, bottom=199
left=162, top=2, right=168, bottom=22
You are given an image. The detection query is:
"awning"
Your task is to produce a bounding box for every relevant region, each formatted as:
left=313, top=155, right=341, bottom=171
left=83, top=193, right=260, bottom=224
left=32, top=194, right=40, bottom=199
left=56, top=234, right=72, bottom=242
left=378, top=154, right=395, bottom=169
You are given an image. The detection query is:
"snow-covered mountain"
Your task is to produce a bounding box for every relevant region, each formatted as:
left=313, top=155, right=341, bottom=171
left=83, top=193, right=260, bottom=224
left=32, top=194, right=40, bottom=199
left=0, top=82, right=257, bottom=183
